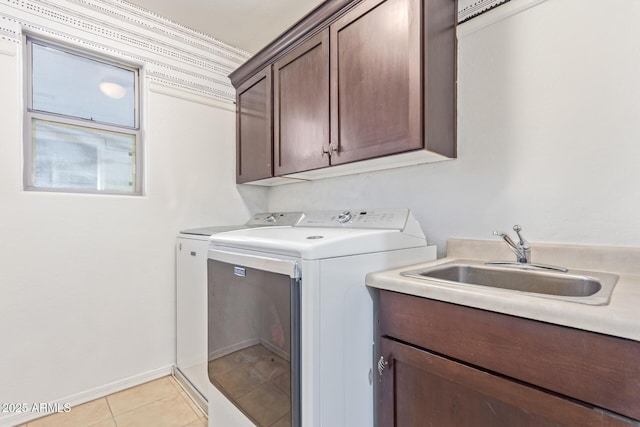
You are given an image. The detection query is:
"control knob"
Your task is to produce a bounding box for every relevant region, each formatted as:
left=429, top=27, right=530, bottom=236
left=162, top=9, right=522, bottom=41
left=337, top=211, right=352, bottom=224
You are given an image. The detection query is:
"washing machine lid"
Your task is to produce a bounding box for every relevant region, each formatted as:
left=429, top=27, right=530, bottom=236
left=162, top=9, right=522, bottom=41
left=209, top=209, right=427, bottom=259
left=179, top=212, right=304, bottom=236
left=179, top=224, right=248, bottom=236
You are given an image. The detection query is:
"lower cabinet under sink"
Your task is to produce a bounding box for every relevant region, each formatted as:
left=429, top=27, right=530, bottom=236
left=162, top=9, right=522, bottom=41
left=375, top=290, right=640, bottom=426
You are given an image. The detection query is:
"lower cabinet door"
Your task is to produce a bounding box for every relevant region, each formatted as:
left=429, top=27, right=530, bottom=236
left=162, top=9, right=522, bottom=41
left=378, top=337, right=635, bottom=427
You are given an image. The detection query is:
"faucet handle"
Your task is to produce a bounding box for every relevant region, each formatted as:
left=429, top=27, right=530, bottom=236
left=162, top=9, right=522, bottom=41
left=494, top=225, right=531, bottom=264
left=512, top=224, right=529, bottom=248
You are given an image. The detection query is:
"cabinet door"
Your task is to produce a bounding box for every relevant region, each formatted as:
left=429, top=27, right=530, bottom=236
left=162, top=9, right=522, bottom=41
left=378, top=337, right=634, bottom=427
left=273, top=29, right=330, bottom=175
left=330, top=0, right=422, bottom=165
left=236, top=66, right=272, bottom=183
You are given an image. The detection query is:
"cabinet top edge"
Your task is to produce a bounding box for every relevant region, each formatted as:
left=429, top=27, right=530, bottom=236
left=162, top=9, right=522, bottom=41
left=228, top=0, right=361, bottom=87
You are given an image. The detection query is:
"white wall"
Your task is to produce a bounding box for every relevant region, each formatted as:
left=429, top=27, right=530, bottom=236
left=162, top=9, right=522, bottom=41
left=267, top=0, right=640, bottom=255
left=0, top=39, right=264, bottom=427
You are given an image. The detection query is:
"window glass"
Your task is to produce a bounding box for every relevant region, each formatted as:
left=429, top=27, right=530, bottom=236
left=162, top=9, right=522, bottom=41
left=31, top=43, right=136, bottom=128
left=32, top=119, right=136, bottom=192
left=25, top=37, right=141, bottom=195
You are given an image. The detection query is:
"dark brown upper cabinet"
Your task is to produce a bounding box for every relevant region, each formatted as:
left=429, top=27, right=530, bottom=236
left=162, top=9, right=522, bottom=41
left=236, top=67, right=272, bottom=183
left=229, top=0, right=456, bottom=184
left=273, top=30, right=330, bottom=175
left=330, top=0, right=422, bottom=165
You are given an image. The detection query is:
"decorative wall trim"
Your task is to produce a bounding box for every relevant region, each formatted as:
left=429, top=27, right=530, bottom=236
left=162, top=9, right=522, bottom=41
left=459, top=0, right=512, bottom=22
left=458, top=0, right=550, bottom=37
left=148, top=81, right=236, bottom=113
left=0, top=0, right=251, bottom=104
left=0, top=37, right=16, bottom=55
left=0, top=14, right=20, bottom=43
left=69, top=0, right=250, bottom=63
left=0, top=0, right=549, bottom=102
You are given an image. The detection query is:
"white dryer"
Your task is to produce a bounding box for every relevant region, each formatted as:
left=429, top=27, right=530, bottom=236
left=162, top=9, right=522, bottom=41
left=206, top=209, right=436, bottom=427
left=175, top=212, right=303, bottom=413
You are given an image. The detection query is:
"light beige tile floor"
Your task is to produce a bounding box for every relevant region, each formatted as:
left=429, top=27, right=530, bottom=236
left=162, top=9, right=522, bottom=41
left=18, top=376, right=206, bottom=427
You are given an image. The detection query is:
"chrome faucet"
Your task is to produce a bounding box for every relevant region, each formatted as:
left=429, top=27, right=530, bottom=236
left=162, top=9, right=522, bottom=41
left=489, top=225, right=568, bottom=272
left=493, top=225, right=531, bottom=264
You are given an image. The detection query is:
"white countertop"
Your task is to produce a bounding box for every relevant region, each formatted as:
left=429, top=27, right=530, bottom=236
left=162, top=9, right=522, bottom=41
left=366, top=239, right=640, bottom=342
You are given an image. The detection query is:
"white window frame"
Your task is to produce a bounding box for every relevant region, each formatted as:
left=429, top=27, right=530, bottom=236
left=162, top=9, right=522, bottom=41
left=23, top=35, right=143, bottom=195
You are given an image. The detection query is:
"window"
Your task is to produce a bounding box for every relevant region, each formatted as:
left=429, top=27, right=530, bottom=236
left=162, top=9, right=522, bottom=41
left=24, top=36, right=141, bottom=194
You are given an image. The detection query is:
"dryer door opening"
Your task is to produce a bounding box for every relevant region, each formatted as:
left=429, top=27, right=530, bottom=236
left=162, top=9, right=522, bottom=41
left=207, top=258, right=301, bottom=427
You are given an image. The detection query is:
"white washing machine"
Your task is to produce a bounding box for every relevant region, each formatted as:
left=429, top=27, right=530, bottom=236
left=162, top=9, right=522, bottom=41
left=175, top=212, right=304, bottom=414
left=206, top=209, right=437, bottom=427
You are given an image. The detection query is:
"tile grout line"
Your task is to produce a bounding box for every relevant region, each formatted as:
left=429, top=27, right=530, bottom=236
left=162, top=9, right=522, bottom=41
left=104, top=396, right=118, bottom=427
left=22, top=376, right=191, bottom=427
left=106, top=377, right=184, bottom=422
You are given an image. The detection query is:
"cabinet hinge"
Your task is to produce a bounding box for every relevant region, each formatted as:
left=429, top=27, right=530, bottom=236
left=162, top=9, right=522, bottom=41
left=378, top=355, right=388, bottom=376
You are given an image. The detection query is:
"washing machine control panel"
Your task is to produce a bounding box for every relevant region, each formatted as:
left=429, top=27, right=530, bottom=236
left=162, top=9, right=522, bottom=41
left=297, top=209, right=410, bottom=230
left=248, top=212, right=304, bottom=227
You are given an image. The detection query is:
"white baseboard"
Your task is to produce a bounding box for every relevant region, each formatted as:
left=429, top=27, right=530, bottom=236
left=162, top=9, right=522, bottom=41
left=0, top=365, right=173, bottom=427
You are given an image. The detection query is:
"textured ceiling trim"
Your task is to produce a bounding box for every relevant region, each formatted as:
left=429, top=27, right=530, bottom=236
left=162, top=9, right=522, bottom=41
left=459, top=0, right=511, bottom=22
left=0, top=0, right=250, bottom=103
left=457, top=0, right=549, bottom=36
left=71, top=0, right=252, bottom=63
left=0, top=0, right=529, bottom=104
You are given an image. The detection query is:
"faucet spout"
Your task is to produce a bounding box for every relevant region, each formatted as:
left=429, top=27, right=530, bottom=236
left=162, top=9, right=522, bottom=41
left=493, top=225, right=531, bottom=264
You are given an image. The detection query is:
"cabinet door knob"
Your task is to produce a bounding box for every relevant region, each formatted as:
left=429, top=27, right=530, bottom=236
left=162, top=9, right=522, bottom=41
left=378, top=355, right=389, bottom=376
left=321, top=144, right=338, bottom=157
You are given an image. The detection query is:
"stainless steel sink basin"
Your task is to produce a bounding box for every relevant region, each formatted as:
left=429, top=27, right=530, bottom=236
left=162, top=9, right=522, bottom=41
left=401, top=260, right=618, bottom=305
